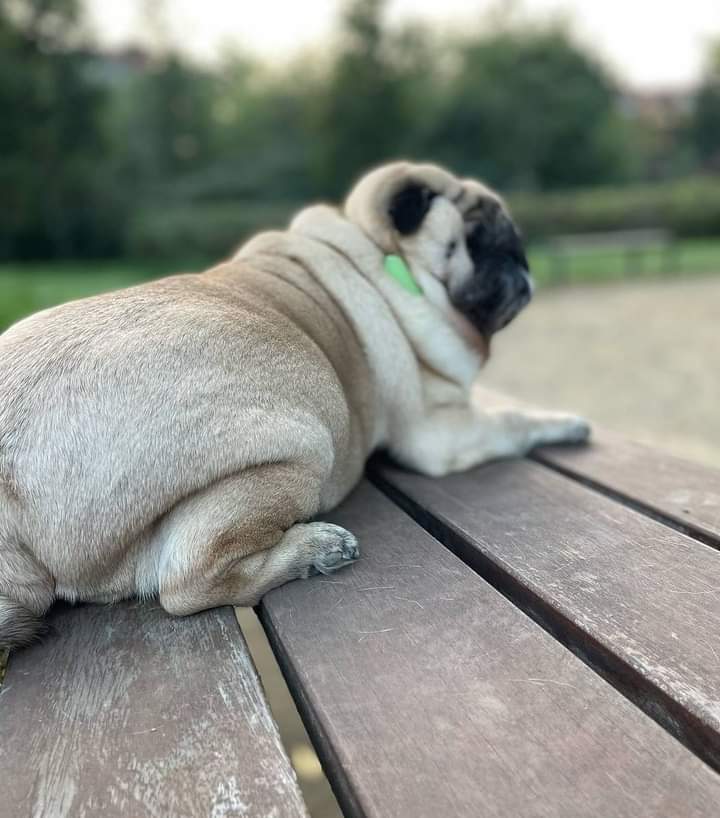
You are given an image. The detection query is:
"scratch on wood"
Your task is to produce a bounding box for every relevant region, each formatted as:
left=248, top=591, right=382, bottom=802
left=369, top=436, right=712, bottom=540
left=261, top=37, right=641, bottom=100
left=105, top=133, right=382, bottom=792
left=0, top=603, right=309, bottom=818
left=357, top=628, right=395, bottom=635
left=394, top=596, right=424, bottom=610
left=357, top=627, right=395, bottom=643
left=326, top=597, right=345, bottom=614
left=510, top=678, right=580, bottom=690
left=383, top=564, right=424, bottom=570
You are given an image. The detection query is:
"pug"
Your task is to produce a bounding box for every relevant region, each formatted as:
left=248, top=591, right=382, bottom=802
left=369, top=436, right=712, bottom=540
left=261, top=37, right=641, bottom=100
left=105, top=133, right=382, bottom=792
left=0, top=161, right=588, bottom=649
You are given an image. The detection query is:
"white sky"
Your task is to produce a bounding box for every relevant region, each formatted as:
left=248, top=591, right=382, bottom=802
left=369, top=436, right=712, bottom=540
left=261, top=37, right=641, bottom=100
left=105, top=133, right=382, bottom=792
left=84, top=0, right=720, bottom=90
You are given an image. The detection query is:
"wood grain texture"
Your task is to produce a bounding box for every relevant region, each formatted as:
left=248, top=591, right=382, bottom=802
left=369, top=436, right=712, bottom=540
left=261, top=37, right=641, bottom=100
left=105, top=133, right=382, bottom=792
left=373, top=457, right=720, bottom=770
left=533, top=431, right=720, bottom=547
left=471, top=384, right=720, bottom=547
left=0, top=602, right=308, bottom=818
left=260, top=480, right=720, bottom=818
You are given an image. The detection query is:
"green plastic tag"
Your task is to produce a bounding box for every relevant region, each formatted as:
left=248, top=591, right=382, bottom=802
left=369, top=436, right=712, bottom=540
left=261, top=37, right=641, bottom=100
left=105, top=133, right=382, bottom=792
left=384, top=254, right=423, bottom=296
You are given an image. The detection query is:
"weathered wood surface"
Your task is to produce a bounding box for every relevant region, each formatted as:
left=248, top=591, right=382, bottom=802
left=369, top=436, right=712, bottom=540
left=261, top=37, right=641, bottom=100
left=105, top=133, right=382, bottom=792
left=260, top=480, right=720, bottom=818
left=534, top=431, right=720, bottom=547
left=373, top=457, right=720, bottom=770
left=0, top=602, right=308, bottom=818
left=472, top=385, right=720, bottom=546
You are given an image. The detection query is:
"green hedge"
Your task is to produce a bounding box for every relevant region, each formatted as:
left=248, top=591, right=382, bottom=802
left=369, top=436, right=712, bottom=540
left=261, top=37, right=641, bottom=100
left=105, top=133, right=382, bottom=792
left=508, top=177, right=720, bottom=241
left=124, top=177, right=720, bottom=261
left=126, top=200, right=300, bottom=261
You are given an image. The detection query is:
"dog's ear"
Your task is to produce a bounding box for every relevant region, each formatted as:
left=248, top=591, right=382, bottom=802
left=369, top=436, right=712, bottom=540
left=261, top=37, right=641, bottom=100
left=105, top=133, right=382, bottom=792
left=388, top=183, right=437, bottom=235
left=344, top=162, right=460, bottom=251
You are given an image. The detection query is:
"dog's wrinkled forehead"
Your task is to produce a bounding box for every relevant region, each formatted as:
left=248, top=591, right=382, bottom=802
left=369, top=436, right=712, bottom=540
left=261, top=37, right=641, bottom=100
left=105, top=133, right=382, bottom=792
left=457, top=180, right=528, bottom=267
left=457, top=180, right=509, bottom=232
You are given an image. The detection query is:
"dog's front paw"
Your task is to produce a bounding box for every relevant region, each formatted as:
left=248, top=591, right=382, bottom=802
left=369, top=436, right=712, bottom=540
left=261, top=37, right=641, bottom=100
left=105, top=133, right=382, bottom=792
left=529, top=412, right=591, bottom=449
left=555, top=413, right=591, bottom=444
left=305, top=523, right=360, bottom=576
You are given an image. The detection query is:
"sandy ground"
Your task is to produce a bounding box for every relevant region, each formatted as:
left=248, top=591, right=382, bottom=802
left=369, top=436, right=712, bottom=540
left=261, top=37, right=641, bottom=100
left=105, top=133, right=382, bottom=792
left=482, top=275, right=720, bottom=467
left=245, top=275, right=720, bottom=818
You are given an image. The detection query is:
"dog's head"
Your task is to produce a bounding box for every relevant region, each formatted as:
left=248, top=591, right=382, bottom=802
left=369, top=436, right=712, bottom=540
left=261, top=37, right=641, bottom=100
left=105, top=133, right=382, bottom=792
left=344, top=162, right=532, bottom=341
left=454, top=179, right=532, bottom=337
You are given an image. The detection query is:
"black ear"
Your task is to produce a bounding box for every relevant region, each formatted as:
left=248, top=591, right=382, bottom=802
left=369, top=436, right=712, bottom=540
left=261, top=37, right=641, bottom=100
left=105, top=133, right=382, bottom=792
left=388, top=183, right=437, bottom=235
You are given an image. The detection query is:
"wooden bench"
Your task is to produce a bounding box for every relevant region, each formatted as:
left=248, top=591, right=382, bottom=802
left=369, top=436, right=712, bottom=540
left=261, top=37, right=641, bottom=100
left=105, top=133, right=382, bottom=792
left=3, top=406, right=720, bottom=816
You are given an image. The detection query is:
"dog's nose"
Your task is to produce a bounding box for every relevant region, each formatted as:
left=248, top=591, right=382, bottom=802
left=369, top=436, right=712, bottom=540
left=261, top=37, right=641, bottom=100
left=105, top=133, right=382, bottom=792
left=517, top=275, right=531, bottom=299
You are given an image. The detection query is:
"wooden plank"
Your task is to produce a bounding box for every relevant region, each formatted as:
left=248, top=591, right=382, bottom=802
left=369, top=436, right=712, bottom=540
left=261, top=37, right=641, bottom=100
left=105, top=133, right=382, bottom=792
left=534, top=431, right=720, bottom=548
left=472, top=385, right=720, bottom=547
left=0, top=602, right=308, bottom=818
left=372, top=457, right=720, bottom=771
left=260, top=481, right=720, bottom=818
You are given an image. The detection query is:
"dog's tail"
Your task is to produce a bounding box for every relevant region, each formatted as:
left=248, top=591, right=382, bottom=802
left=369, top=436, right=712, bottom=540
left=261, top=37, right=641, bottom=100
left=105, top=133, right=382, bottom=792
left=0, top=595, right=46, bottom=650
left=0, top=526, right=54, bottom=651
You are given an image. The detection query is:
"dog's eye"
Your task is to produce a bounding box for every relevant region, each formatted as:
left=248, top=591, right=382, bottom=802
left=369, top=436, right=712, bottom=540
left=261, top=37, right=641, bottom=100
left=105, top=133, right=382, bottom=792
left=446, top=240, right=457, bottom=259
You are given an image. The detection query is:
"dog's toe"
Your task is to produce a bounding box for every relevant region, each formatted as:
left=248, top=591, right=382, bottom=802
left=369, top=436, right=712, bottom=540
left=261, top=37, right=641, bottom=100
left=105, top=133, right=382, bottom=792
left=528, top=411, right=592, bottom=449
left=567, top=417, right=591, bottom=443
left=307, top=523, right=360, bottom=576
left=562, top=415, right=591, bottom=443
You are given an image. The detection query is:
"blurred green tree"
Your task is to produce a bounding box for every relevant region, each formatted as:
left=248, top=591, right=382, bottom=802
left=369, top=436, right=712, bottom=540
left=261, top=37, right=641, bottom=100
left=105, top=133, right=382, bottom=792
left=424, top=25, right=631, bottom=190
left=691, top=41, right=720, bottom=169
left=1, top=0, right=81, bottom=49
left=3, top=0, right=719, bottom=263
left=309, top=0, right=412, bottom=197
left=198, top=53, right=321, bottom=202
left=109, top=55, right=218, bottom=184
left=0, top=0, right=122, bottom=258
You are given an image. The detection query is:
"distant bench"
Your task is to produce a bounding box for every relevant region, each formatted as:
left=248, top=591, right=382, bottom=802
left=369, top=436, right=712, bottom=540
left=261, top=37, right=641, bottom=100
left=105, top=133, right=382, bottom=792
left=546, top=227, right=677, bottom=276
left=3, top=389, right=720, bottom=816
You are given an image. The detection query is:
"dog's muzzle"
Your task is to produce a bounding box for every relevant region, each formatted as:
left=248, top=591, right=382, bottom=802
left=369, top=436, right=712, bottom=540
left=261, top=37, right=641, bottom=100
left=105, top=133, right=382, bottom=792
left=450, top=218, right=533, bottom=338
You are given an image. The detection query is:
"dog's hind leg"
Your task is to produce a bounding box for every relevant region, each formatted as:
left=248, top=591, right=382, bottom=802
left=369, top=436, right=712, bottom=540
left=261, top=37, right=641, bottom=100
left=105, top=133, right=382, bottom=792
left=156, top=463, right=359, bottom=616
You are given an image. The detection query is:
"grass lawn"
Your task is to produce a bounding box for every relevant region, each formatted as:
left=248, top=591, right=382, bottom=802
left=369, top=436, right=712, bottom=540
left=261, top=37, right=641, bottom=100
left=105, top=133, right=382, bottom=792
left=0, top=259, right=202, bottom=331
left=529, top=238, right=720, bottom=286
left=2, top=238, right=720, bottom=331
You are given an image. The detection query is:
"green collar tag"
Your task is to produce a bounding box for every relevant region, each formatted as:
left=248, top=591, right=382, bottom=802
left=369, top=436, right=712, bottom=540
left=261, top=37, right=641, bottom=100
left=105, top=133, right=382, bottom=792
left=384, top=254, right=423, bottom=296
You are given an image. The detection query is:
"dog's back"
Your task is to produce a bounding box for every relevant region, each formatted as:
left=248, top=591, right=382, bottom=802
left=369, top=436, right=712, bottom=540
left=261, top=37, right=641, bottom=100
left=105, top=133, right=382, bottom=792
left=0, top=260, right=372, bottom=649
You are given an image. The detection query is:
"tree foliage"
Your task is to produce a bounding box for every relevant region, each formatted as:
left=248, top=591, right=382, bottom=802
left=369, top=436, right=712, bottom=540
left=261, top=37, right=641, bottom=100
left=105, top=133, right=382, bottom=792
left=307, top=0, right=412, bottom=196
left=0, top=0, right=123, bottom=257
left=1, top=0, right=716, bottom=260
left=691, top=42, right=720, bottom=169
left=424, top=27, right=629, bottom=190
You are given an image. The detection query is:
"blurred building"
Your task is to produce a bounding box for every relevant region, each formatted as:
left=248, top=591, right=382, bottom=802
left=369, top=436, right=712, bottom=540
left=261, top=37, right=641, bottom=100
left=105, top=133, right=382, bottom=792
left=82, top=46, right=150, bottom=87
left=619, top=87, right=696, bottom=178
left=619, top=88, right=694, bottom=127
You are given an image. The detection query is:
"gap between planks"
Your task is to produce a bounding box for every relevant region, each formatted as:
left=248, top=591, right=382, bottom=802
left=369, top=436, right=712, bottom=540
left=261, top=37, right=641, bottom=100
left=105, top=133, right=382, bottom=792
left=369, top=468, right=720, bottom=777
left=530, top=452, right=720, bottom=552
left=258, top=604, right=367, bottom=818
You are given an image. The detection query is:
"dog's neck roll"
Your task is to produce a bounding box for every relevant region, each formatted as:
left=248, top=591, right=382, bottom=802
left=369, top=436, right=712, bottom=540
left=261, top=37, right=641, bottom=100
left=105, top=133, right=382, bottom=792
left=286, top=204, right=485, bottom=391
